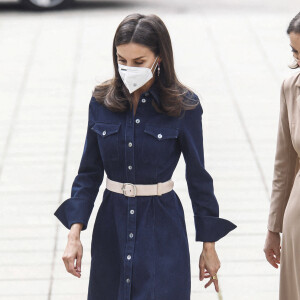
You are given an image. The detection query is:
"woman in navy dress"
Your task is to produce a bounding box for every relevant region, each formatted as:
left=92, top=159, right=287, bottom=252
left=54, top=13, right=237, bottom=300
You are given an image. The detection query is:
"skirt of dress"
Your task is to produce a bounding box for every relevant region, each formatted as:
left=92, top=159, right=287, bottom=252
left=280, top=174, right=300, bottom=300
left=87, top=188, right=191, bottom=300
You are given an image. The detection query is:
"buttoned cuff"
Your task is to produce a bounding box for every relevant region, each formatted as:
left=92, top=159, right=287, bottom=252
left=53, top=197, right=94, bottom=231
left=194, top=215, right=237, bottom=242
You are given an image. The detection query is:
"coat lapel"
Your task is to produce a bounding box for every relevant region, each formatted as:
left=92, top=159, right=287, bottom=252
left=295, top=74, right=300, bottom=110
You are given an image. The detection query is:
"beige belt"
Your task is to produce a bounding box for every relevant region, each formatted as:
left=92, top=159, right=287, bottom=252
left=106, top=177, right=174, bottom=197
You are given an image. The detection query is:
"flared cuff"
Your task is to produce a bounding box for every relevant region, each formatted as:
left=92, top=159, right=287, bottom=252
left=53, top=197, right=94, bottom=231
left=194, top=215, right=237, bottom=242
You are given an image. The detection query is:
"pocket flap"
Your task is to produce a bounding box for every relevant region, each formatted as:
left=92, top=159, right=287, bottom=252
left=91, top=122, right=121, bottom=137
left=144, top=124, right=179, bottom=140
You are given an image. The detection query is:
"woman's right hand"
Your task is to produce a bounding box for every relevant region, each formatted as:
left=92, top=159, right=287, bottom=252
left=62, top=223, right=83, bottom=278
left=263, top=229, right=281, bottom=268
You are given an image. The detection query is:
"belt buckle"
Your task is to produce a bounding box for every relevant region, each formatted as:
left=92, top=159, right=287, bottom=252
left=121, top=183, right=137, bottom=197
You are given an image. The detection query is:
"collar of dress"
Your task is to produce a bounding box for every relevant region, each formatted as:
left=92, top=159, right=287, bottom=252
left=146, top=79, right=160, bottom=105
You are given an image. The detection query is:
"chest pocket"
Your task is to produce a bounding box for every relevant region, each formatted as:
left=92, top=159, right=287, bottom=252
left=142, top=124, right=179, bottom=164
left=91, top=122, right=121, bottom=162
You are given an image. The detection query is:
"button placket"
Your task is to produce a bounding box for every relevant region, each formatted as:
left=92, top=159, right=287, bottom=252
left=140, top=91, right=149, bottom=104
left=124, top=189, right=137, bottom=299
left=123, top=107, right=138, bottom=300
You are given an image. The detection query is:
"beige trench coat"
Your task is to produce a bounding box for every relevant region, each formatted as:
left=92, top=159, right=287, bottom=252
left=267, top=71, right=300, bottom=300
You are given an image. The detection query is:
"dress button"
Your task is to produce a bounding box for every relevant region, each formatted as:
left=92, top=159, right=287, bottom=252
left=128, top=165, right=132, bottom=170
left=130, top=209, right=134, bottom=214
left=157, top=133, right=162, bottom=139
left=128, top=142, right=133, bottom=147
left=127, top=254, right=132, bottom=260
left=141, top=98, right=146, bottom=103
left=135, top=118, right=140, bottom=124
left=126, top=278, right=131, bottom=283
left=129, top=232, right=134, bottom=238
left=102, top=130, right=106, bottom=136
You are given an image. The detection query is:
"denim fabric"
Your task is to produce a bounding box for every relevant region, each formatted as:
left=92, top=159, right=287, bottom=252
left=54, top=79, right=237, bottom=300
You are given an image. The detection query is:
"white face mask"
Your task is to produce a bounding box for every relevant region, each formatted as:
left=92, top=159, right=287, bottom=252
left=118, top=56, right=159, bottom=94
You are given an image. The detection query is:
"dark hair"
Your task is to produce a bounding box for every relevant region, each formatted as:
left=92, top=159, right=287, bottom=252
left=92, top=13, right=198, bottom=117
left=287, top=12, right=300, bottom=69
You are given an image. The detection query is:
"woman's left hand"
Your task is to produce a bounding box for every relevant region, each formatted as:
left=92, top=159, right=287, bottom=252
left=199, top=242, right=220, bottom=293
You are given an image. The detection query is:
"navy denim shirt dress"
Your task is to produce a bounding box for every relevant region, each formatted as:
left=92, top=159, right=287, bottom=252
left=54, top=79, right=237, bottom=300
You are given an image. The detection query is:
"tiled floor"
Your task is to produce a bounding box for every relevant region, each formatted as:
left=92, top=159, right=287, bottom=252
left=0, top=1, right=297, bottom=299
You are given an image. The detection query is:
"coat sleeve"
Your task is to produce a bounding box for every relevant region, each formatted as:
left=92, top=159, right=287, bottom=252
left=267, top=79, right=299, bottom=233
left=179, top=94, right=237, bottom=242
left=53, top=97, right=105, bottom=231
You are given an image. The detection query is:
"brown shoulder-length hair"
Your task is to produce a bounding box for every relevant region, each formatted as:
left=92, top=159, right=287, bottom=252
left=92, top=13, right=199, bottom=118
left=287, top=12, right=300, bottom=69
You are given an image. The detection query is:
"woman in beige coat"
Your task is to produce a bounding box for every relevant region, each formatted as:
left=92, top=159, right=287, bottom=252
left=264, top=12, right=300, bottom=300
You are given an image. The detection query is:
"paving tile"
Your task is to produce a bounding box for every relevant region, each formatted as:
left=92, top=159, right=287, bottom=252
left=0, top=3, right=296, bottom=300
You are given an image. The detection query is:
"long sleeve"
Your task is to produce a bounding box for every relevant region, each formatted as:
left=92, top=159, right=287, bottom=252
left=179, top=95, right=237, bottom=242
left=267, top=80, right=299, bottom=233
left=54, top=97, right=105, bottom=231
